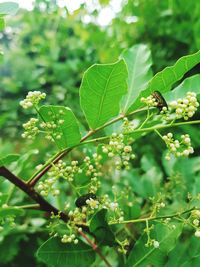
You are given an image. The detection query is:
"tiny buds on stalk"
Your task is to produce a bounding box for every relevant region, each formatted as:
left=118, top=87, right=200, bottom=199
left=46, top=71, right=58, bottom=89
left=22, top=118, right=39, bottom=139
left=20, top=91, right=46, bottom=109
left=122, top=117, right=135, bottom=133
left=169, top=92, right=199, bottom=120
left=163, top=133, right=194, bottom=160
left=102, top=133, right=135, bottom=169
left=141, top=95, right=157, bottom=107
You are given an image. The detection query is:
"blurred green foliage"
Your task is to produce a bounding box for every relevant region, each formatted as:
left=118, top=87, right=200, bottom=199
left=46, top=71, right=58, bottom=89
left=0, top=1, right=200, bottom=266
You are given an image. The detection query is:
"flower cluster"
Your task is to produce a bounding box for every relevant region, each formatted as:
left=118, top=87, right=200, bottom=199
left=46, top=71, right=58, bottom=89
left=40, top=111, right=65, bottom=141
left=169, top=92, right=199, bottom=120
left=85, top=198, right=99, bottom=209
left=162, top=133, right=194, bottom=160
left=20, top=91, right=46, bottom=109
left=122, top=117, right=135, bottom=133
left=21, top=118, right=39, bottom=139
left=191, top=210, right=200, bottom=238
left=141, top=95, right=158, bottom=107
left=61, top=233, right=78, bottom=244
left=102, top=133, right=135, bottom=170
left=37, top=160, right=82, bottom=196
left=83, top=154, right=102, bottom=193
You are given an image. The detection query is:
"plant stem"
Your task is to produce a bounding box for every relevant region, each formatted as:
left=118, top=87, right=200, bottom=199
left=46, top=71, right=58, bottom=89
left=0, top=166, right=68, bottom=221
left=16, top=204, right=40, bottom=209
left=109, top=207, right=195, bottom=225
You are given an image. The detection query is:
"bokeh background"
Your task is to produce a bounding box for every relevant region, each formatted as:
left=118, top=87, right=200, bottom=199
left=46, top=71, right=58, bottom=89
left=0, top=1, right=200, bottom=266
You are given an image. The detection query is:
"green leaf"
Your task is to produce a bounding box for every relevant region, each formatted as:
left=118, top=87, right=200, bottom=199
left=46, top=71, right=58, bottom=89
left=129, top=50, right=200, bottom=111
left=164, top=74, right=200, bottom=101
left=80, top=60, right=128, bottom=129
left=89, top=208, right=115, bottom=246
left=126, top=223, right=182, bottom=267
left=0, top=154, right=20, bottom=167
left=37, top=237, right=95, bottom=267
left=165, top=236, right=200, bottom=267
left=0, top=2, right=19, bottom=16
left=120, top=44, right=153, bottom=113
left=39, top=105, right=81, bottom=150
left=0, top=17, right=5, bottom=30
left=0, top=207, right=24, bottom=218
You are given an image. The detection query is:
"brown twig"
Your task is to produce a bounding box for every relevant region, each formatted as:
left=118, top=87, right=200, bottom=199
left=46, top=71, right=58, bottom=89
left=0, top=166, right=68, bottom=221
left=79, top=230, right=112, bottom=267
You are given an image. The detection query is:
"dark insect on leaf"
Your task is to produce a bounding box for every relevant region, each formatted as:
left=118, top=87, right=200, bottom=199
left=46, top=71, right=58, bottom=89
left=75, top=193, right=97, bottom=208
left=152, top=90, right=168, bottom=111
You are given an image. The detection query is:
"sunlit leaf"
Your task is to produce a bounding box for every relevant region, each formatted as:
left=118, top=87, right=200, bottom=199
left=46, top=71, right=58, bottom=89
left=121, top=44, right=153, bottom=113
left=129, top=50, right=200, bottom=111
left=164, top=74, right=200, bottom=101
left=80, top=60, right=128, bottom=129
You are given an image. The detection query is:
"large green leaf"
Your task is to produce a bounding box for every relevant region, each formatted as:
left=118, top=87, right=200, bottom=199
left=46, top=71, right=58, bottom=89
left=128, top=50, right=200, bottom=112
left=0, top=2, right=19, bottom=15
left=125, top=223, right=182, bottom=267
left=80, top=60, right=128, bottom=129
left=165, top=237, right=200, bottom=267
left=164, top=74, right=200, bottom=101
left=39, top=105, right=81, bottom=150
left=89, top=208, right=115, bottom=246
left=0, top=154, right=20, bottom=167
left=120, top=44, right=153, bottom=113
left=37, top=237, right=95, bottom=267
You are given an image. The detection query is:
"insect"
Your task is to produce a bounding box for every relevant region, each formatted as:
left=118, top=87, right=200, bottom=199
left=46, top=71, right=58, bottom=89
left=152, top=90, right=168, bottom=111
left=75, top=193, right=97, bottom=208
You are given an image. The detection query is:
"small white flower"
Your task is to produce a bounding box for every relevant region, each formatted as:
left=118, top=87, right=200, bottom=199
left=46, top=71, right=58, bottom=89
left=153, top=240, right=160, bottom=248
left=194, top=230, right=200, bottom=237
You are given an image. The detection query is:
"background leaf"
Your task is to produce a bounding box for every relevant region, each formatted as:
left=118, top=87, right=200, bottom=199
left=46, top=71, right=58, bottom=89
left=80, top=60, right=127, bottom=129
left=0, top=154, right=19, bottom=167
left=37, top=237, right=95, bottom=267
left=120, top=44, right=153, bottom=113
left=164, top=74, right=200, bottom=101
left=129, top=50, right=200, bottom=111
left=89, top=208, right=115, bottom=246
left=165, top=236, right=200, bottom=267
left=39, top=105, right=81, bottom=150
left=125, top=223, right=182, bottom=267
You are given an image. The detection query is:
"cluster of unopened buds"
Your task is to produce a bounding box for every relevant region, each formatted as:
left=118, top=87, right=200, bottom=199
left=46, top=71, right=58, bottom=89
left=191, top=210, right=200, bottom=237
left=61, top=233, right=79, bottom=244
left=37, top=160, right=83, bottom=196
left=162, top=133, right=194, bottom=160
left=40, top=110, right=66, bottom=141
left=122, top=117, right=135, bottom=133
left=102, top=133, right=135, bottom=170
left=101, top=190, right=124, bottom=222
left=20, top=91, right=46, bottom=109
left=21, top=118, right=39, bottom=139
left=141, top=95, right=157, bottom=107
left=84, top=154, right=102, bottom=193
left=37, top=178, right=60, bottom=197
left=169, top=92, right=199, bottom=120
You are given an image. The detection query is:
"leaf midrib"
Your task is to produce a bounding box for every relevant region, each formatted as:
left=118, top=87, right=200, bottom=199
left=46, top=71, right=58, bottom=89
left=94, top=64, right=116, bottom=129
